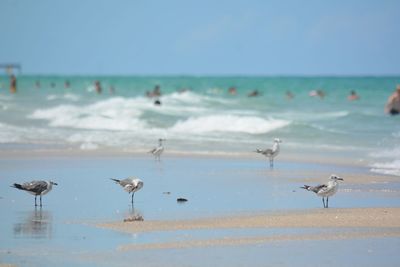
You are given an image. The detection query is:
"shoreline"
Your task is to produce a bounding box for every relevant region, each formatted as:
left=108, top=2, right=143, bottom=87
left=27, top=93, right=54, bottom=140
left=0, top=146, right=372, bottom=166
left=0, top=149, right=397, bottom=186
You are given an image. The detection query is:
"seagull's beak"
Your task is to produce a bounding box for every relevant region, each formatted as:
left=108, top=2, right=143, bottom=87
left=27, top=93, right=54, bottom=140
left=337, top=177, right=344, bottom=181
left=53, top=182, right=58, bottom=185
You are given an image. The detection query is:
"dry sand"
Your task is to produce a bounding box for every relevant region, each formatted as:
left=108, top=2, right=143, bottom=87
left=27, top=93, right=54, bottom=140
left=97, top=207, right=400, bottom=250
left=118, top=230, right=400, bottom=251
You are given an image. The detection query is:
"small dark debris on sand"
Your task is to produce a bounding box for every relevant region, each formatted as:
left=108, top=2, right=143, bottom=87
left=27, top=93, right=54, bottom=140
left=123, top=215, right=144, bottom=222
left=177, top=198, right=188, bottom=203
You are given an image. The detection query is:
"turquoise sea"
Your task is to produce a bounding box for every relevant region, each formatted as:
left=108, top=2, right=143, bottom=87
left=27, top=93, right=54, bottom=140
left=0, top=75, right=399, bottom=176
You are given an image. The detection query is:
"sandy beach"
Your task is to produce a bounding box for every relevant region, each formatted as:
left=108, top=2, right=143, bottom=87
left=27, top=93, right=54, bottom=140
left=99, top=207, right=400, bottom=234
left=97, top=207, right=400, bottom=250
left=1, top=154, right=399, bottom=266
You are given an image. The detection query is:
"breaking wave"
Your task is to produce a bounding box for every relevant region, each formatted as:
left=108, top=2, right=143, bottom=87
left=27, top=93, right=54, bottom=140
left=170, top=115, right=290, bottom=134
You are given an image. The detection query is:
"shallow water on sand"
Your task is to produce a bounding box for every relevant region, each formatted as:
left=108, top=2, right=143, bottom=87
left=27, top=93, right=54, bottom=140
left=0, top=156, right=399, bottom=266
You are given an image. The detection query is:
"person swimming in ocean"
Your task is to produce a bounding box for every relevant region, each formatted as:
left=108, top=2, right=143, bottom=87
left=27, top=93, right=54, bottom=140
left=309, top=89, right=325, bottom=99
left=347, top=90, right=359, bottom=101
left=146, top=85, right=162, bottom=98
left=248, top=90, right=260, bottom=97
left=385, top=85, right=400, bottom=115
left=286, top=90, right=294, bottom=100
left=228, top=87, right=237, bottom=95
left=10, top=74, right=17, bottom=93
left=95, top=80, right=102, bottom=94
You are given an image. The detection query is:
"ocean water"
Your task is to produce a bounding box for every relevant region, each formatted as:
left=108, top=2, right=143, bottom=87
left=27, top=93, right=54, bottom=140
left=0, top=75, right=399, bottom=176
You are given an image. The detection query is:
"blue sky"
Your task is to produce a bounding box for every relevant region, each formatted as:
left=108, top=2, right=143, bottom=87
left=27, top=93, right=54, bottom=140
left=1, top=0, right=399, bottom=75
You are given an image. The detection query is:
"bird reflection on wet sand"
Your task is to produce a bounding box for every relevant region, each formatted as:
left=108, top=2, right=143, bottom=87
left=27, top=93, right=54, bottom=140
left=123, top=205, right=144, bottom=222
left=13, top=208, right=53, bottom=239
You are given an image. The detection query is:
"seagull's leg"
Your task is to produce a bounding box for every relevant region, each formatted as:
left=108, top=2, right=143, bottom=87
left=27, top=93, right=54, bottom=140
left=131, top=192, right=135, bottom=204
left=326, top=197, right=329, bottom=208
left=40, top=195, right=42, bottom=207
left=35, top=196, right=37, bottom=207
left=322, top=197, right=325, bottom=208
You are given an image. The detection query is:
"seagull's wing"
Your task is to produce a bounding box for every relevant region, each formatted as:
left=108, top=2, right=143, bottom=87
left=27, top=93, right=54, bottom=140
left=310, top=184, right=328, bottom=194
left=22, top=181, right=48, bottom=193
left=153, top=146, right=163, bottom=154
left=262, top=148, right=273, bottom=156
left=118, top=178, right=133, bottom=187
left=255, top=148, right=272, bottom=155
left=317, top=184, right=336, bottom=195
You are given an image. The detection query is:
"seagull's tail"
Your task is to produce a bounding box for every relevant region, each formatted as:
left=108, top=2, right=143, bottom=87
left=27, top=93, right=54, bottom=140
left=11, top=183, right=23, bottom=190
left=110, top=178, right=120, bottom=184
left=300, top=185, right=311, bottom=191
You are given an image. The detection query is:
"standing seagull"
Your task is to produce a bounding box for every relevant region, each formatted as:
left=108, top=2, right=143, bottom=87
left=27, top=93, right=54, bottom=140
left=255, top=138, right=282, bottom=168
left=149, top=138, right=166, bottom=161
left=111, top=177, right=143, bottom=204
left=301, top=174, right=344, bottom=208
left=11, top=180, right=58, bottom=207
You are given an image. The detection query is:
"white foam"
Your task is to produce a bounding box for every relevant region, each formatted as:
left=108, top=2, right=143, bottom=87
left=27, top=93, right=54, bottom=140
left=276, top=111, right=349, bottom=122
left=370, top=147, right=400, bottom=158
left=47, top=93, right=81, bottom=101
left=80, top=142, right=99, bottom=150
left=46, top=95, right=57, bottom=101
left=30, top=94, right=225, bottom=131
left=0, top=122, right=22, bottom=143
left=161, top=91, right=234, bottom=108
left=170, top=115, right=290, bottom=134
left=30, top=97, right=147, bottom=130
left=370, top=160, right=400, bottom=176
left=163, top=91, right=205, bottom=104
left=369, top=144, right=400, bottom=176
left=0, top=122, right=67, bottom=144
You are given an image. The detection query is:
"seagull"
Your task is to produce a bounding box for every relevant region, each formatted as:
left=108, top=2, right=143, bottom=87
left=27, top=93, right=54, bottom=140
left=301, top=174, right=344, bottom=208
left=255, top=138, right=282, bottom=168
left=111, top=177, right=143, bottom=204
left=11, top=180, right=58, bottom=207
left=149, top=138, right=166, bottom=161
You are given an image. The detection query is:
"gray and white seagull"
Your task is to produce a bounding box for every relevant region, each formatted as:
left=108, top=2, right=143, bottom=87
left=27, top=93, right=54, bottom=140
left=11, top=180, right=58, bottom=207
left=255, top=138, right=282, bottom=168
left=111, top=177, right=143, bottom=204
left=301, top=174, right=344, bottom=208
left=149, top=138, right=166, bottom=161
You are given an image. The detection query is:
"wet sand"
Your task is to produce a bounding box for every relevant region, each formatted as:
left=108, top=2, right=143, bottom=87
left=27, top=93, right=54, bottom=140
left=99, top=207, right=400, bottom=234
left=97, top=207, right=400, bottom=250
left=117, top=230, right=400, bottom=251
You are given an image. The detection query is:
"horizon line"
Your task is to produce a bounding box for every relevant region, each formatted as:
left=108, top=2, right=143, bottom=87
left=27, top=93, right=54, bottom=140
left=2, top=73, right=400, bottom=78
